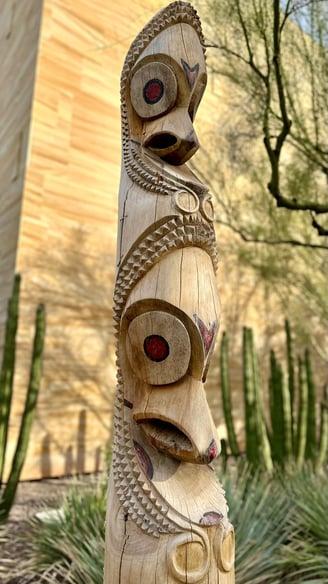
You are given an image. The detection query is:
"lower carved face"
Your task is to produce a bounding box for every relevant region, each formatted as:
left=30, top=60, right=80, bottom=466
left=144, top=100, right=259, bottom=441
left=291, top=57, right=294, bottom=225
left=120, top=247, right=220, bottom=464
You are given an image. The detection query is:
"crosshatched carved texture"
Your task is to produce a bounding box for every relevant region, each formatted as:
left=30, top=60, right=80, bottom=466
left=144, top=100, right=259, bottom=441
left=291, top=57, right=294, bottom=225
left=104, top=2, right=235, bottom=582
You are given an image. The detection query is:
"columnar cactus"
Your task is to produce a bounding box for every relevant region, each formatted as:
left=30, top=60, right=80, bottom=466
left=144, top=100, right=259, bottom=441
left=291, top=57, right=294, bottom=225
left=0, top=275, right=46, bottom=522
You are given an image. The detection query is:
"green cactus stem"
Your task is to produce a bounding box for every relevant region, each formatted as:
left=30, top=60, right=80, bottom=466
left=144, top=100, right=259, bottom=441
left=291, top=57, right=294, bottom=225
left=317, top=385, right=328, bottom=469
left=0, top=275, right=20, bottom=486
left=285, top=320, right=295, bottom=450
left=243, top=327, right=258, bottom=466
left=220, top=332, right=240, bottom=457
left=250, top=330, right=273, bottom=472
left=0, top=276, right=46, bottom=523
left=296, top=357, right=308, bottom=469
left=304, top=348, right=316, bottom=461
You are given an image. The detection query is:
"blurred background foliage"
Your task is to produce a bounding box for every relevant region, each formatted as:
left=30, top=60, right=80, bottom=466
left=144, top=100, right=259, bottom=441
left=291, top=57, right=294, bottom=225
left=192, top=0, right=328, bottom=365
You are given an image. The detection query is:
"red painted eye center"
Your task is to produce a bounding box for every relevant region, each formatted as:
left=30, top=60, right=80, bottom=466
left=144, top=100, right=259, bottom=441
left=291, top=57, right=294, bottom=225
left=143, top=78, right=164, bottom=104
left=144, top=335, right=169, bottom=362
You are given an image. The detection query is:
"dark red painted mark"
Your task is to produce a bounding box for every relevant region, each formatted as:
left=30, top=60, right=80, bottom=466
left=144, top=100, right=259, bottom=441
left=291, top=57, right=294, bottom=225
left=124, top=398, right=133, bottom=409
left=194, top=314, right=218, bottom=356
left=200, top=511, right=224, bottom=526
left=143, top=78, right=164, bottom=104
left=133, top=440, right=154, bottom=480
left=181, top=59, right=199, bottom=89
left=144, top=335, right=170, bottom=362
left=207, top=439, right=218, bottom=462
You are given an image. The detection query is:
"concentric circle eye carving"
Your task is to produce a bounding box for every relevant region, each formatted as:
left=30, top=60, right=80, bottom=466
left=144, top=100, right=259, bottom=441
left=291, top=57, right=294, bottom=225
left=130, top=62, right=177, bottom=119
left=126, top=311, right=191, bottom=385
left=200, top=195, right=215, bottom=222
left=174, top=189, right=199, bottom=214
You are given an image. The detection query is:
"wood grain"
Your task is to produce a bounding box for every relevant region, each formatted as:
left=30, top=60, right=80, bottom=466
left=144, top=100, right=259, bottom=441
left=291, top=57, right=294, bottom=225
left=105, top=3, right=234, bottom=581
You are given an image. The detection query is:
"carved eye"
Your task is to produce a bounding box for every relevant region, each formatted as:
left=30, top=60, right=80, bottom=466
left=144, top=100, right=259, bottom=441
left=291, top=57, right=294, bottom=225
left=130, top=62, right=177, bottom=119
left=143, top=79, right=164, bottom=104
left=144, top=335, right=170, bottom=362
left=126, top=311, right=191, bottom=385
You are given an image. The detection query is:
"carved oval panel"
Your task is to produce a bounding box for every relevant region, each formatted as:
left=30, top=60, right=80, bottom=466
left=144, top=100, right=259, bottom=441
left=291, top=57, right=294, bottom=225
left=168, top=532, right=210, bottom=583
left=200, top=195, right=215, bottom=222
left=215, top=526, right=235, bottom=573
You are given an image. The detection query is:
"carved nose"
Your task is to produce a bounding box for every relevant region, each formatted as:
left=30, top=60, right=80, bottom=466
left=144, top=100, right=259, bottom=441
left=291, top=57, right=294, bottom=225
left=133, top=375, right=221, bottom=464
left=144, top=131, right=199, bottom=165
left=142, top=109, right=199, bottom=165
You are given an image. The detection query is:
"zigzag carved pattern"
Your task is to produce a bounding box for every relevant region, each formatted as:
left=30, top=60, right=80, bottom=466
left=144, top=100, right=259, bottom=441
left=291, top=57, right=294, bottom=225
left=112, top=392, right=179, bottom=537
left=111, top=216, right=218, bottom=536
left=114, top=215, right=218, bottom=324
left=112, top=3, right=212, bottom=536
left=123, top=139, right=209, bottom=198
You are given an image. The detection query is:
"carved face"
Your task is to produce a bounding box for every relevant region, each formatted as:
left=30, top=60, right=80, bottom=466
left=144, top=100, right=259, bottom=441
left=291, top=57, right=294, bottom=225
left=127, top=23, right=207, bottom=165
left=120, top=246, right=221, bottom=466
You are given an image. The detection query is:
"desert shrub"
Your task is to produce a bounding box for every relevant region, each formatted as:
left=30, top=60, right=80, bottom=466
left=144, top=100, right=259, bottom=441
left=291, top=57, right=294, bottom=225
left=222, top=466, right=290, bottom=584
left=19, top=475, right=106, bottom=584
left=16, top=465, right=328, bottom=583
left=280, top=466, right=328, bottom=583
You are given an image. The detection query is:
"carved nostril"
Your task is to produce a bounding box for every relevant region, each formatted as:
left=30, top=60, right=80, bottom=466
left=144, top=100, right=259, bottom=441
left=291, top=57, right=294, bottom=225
left=145, top=133, right=178, bottom=150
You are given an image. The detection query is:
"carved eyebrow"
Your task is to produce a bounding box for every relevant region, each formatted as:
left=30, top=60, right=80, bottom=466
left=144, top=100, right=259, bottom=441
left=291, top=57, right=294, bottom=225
left=181, top=59, right=199, bottom=89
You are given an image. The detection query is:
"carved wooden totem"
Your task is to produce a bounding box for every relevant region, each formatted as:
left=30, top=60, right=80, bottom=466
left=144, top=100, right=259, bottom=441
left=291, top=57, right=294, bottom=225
left=104, top=2, right=235, bottom=583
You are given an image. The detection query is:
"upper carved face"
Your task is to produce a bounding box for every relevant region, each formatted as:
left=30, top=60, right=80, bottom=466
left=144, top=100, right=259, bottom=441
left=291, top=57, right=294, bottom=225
left=126, top=23, right=207, bottom=165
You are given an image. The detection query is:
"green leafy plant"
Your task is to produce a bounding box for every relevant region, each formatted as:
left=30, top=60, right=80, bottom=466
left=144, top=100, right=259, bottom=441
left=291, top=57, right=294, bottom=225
left=19, top=463, right=328, bottom=584
left=222, top=466, right=290, bottom=584
left=220, top=321, right=328, bottom=470
left=279, top=466, right=328, bottom=583
left=0, top=274, right=46, bottom=522
left=20, top=475, right=107, bottom=584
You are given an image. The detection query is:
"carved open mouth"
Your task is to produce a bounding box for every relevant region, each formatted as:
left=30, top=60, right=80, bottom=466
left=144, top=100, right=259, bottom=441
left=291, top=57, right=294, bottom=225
left=138, top=418, right=201, bottom=462
left=145, top=132, right=178, bottom=151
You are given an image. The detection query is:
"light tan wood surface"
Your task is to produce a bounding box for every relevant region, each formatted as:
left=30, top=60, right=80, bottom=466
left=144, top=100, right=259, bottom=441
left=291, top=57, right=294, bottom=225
left=105, top=3, right=234, bottom=581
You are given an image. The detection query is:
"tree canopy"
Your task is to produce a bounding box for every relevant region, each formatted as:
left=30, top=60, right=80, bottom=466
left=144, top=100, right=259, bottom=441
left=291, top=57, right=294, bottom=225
left=194, top=0, right=328, bottom=354
left=197, top=0, right=328, bottom=248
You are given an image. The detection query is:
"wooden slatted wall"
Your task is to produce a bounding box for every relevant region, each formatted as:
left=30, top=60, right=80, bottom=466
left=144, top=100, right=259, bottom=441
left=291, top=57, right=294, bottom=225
left=0, top=0, right=42, bottom=355
left=3, top=0, right=174, bottom=480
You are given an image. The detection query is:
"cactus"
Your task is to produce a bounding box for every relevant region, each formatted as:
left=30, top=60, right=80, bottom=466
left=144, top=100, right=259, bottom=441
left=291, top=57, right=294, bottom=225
left=296, top=357, right=308, bottom=469
left=220, top=321, right=327, bottom=471
left=269, top=351, right=285, bottom=462
left=317, top=385, right=328, bottom=469
left=249, top=328, right=273, bottom=472
left=243, top=327, right=258, bottom=466
left=269, top=351, right=293, bottom=466
left=220, top=332, right=240, bottom=457
left=305, top=348, right=316, bottom=460
left=285, top=319, right=295, bottom=446
left=0, top=275, right=45, bottom=522
left=0, top=275, right=20, bottom=484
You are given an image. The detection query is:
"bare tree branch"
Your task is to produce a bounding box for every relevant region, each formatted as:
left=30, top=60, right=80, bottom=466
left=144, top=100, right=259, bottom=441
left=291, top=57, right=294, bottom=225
left=215, top=217, right=328, bottom=249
